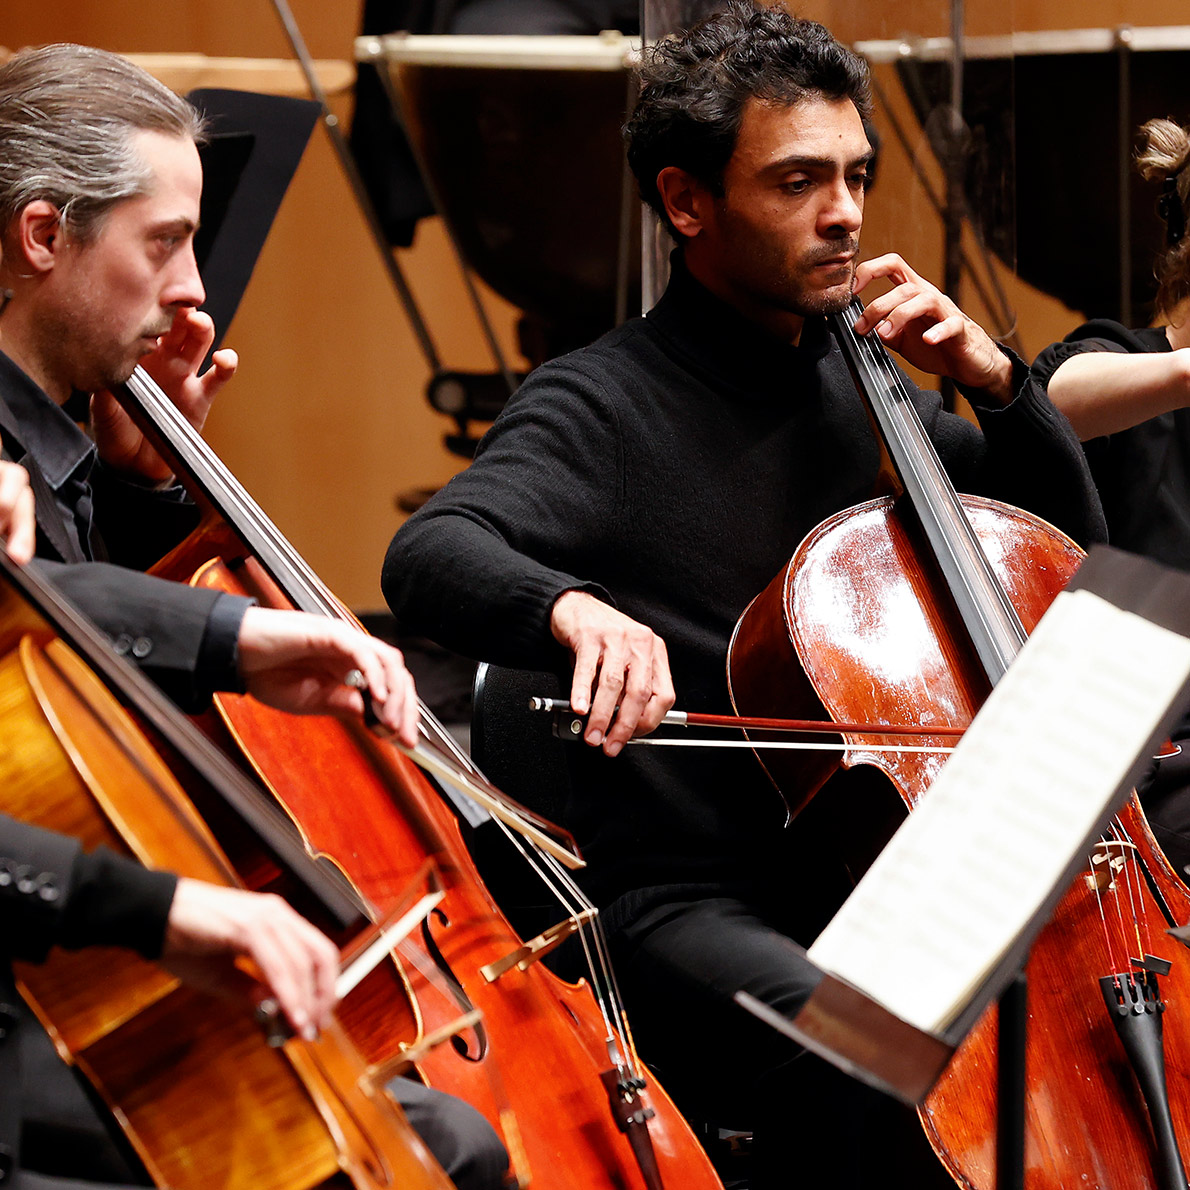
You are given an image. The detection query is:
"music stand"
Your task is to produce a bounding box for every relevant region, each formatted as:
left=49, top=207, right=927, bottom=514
left=739, top=546, right=1190, bottom=1190
left=186, top=88, right=321, bottom=358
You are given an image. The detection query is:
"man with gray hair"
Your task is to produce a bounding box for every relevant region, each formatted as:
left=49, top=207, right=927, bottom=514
left=0, top=43, right=508, bottom=1190
left=0, top=42, right=231, bottom=571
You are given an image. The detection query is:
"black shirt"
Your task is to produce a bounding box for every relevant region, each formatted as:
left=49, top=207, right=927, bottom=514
left=0, top=350, right=99, bottom=561
left=1030, top=320, right=1190, bottom=571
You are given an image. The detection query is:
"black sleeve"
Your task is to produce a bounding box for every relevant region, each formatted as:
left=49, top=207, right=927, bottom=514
left=382, top=358, right=617, bottom=668
left=1027, top=321, right=1169, bottom=474
left=88, top=462, right=203, bottom=572
left=32, top=559, right=252, bottom=712
left=0, top=815, right=176, bottom=963
left=59, top=845, right=177, bottom=959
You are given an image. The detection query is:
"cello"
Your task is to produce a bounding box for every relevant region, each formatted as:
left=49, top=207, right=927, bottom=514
left=728, top=299, right=1190, bottom=1189
left=114, top=366, right=724, bottom=1190
left=0, top=546, right=455, bottom=1189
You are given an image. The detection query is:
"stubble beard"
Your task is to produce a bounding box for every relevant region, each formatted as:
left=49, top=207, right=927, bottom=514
left=97, top=317, right=170, bottom=391
left=793, top=278, right=855, bottom=317
left=783, top=260, right=857, bottom=319
left=31, top=285, right=166, bottom=398
left=62, top=331, right=151, bottom=396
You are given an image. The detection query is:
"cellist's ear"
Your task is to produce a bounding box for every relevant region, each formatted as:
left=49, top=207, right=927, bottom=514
left=13, top=201, right=63, bottom=276
left=655, top=166, right=711, bottom=241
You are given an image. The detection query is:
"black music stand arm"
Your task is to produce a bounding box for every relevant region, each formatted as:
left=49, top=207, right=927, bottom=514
left=997, top=970, right=1027, bottom=1190
left=269, top=0, right=445, bottom=377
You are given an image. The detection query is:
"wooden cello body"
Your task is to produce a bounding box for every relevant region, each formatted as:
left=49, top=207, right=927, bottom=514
left=120, top=370, right=723, bottom=1190
left=728, top=305, right=1190, bottom=1189
left=0, top=554, right=454, bottom=1190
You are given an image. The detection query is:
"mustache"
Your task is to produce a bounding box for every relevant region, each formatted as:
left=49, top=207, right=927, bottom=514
left=803, top=239, right=859, bottom=266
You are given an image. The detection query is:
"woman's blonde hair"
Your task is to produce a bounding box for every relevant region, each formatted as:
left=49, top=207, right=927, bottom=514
left=1136, top=117, right=1190, bottom=319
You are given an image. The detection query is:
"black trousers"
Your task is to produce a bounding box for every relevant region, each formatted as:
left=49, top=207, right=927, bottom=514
left=16, top=1018, right=146, bottom=1189
left=603, top=888, right=958, bottom=1189
left=15, top=1014, right=506, bottom=1190
left=390, top=1078, right=508, bottom=1190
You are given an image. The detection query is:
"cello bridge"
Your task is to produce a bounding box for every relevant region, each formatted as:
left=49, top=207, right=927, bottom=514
left=1085, top=839, right=1137, bottom=893
left=480, top=910, right=597, bottom=982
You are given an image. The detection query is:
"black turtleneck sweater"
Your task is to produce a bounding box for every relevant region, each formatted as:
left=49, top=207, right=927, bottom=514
left=383, top=264, right=1105, bottom=909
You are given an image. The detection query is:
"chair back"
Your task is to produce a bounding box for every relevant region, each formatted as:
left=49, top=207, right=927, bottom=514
left=470, top=662, right=575, bottom=946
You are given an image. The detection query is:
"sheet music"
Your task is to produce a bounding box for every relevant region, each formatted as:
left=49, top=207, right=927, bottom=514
left=807, top=587, right=1190, bottom=1035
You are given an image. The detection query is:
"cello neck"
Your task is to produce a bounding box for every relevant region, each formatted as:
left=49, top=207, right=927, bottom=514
left=830, top=300, right=1026, bottom=683
left=119, top=367, right=342, bottom=621
left=115, top=367, right=493, bottom=807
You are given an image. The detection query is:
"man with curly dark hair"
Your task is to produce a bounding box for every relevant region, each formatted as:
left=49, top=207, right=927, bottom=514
left=385, top=2, right=1104, bottom=1181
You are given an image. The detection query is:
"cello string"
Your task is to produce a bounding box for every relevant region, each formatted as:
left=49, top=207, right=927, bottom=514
left=1107, top=834, right=1139, bottom=963
left=524, top=840, right=644, bottom=1082
left=386, top=683, right=639, bottom=1067
left=486, top=814, right=641, bottom=1077
left=491, top=817, right=628, bottom=1051
left=842, top=307, right=962, bottom=520
left=407, top=690, right=633, bottom=1070
left=127, top=369, right=343, bottom=615
left=367, top=702, right=620, bottom=1042
left=1114, top=823, right=1154, bottom=960
left=854, top=310, right=991, bottom=563
left=544, top=855, right=637, bottom=1068
left=1089, top=859, right=1120, bottom=971
left=1101, top=819, right=1150, bottom=961
left=834, top=306, right=1026, bottom=670
left=1099, top=824, right=1148, bottom=970
left=1088, top=829, right=1135, bottom=975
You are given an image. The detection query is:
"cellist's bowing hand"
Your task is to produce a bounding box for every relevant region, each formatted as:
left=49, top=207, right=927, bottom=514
left=550, top=590, right=675, bottom=758
left=162, top=879, right=340, bottom=1042
left=91, top=307, right=237, bottom=484
left=0, top=452, right=35, bottom=564
left=852, top=254, right=1014, bottom=405
left=235, top=608, right=420, bottom=746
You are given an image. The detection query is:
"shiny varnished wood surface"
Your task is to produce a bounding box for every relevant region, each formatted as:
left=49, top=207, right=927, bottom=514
left=922, top=796, right=1190, bottom=1190
left=728, top=495, right=1080, bottom=819
left=732, top=493, right=1190, bottom=1187
left=3, top=627, right=454, bottom=1190
left=186, top=551, right=723, bottom=1190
